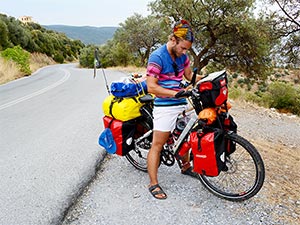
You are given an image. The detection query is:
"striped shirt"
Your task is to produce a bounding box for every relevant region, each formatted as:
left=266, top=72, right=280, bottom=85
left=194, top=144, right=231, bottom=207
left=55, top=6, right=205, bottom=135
left=147, top=44, right=190, bottom=106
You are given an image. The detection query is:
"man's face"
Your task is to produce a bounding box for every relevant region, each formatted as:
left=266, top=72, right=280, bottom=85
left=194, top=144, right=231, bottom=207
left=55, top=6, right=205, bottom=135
left=171, top=38, right=192, bottom=57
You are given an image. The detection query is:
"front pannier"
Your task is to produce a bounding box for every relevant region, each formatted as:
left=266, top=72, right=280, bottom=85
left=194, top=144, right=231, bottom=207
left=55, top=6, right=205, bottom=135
left=190, top=128, right=226, bottom=177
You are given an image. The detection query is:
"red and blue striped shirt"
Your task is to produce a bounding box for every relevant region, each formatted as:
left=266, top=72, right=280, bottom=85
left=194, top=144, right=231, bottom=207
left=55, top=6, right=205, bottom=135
left=147, top=44, right=190, bottom=106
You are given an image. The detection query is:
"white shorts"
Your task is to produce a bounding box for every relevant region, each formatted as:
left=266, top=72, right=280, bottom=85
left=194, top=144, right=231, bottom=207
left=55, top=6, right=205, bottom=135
left=153, top=105, right=188, bottom=132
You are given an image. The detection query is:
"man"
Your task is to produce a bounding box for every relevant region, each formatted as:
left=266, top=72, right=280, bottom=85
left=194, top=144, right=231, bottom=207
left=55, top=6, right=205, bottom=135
left=146, top=20, right=197, bottom=200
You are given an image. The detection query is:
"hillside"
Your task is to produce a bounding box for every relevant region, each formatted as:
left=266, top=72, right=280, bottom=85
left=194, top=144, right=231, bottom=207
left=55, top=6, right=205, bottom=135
left=43, top=25, right=118, bottom=45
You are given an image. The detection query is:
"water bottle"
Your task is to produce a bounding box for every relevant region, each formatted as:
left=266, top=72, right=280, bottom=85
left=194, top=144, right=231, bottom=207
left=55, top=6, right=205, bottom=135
left=173, top=115, right=188, bottom=140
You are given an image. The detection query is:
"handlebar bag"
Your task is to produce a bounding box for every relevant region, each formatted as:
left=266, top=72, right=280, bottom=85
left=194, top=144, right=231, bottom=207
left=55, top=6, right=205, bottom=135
left=197, top=71, right=228, bottom=108
left=191, top=128, right=226, bottom=176
left=101, top=116, right=136, bottom=156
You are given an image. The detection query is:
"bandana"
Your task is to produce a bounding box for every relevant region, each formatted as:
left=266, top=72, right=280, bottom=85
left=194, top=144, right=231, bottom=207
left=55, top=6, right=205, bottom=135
left=173, top=20, right=194, bottom=42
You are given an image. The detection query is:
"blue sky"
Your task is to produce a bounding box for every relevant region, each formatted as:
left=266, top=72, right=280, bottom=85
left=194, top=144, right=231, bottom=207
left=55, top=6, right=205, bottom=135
left=0, top=0, right=151, bottom=27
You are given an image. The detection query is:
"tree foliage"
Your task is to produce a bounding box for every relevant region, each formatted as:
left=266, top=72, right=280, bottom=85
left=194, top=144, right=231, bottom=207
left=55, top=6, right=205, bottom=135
left=0, top=19, right=10, bottom=50
left=113, top=14, right=167, bottom=67
left=266, top=0, right=300, bottom=67
left=79, top=45, right=96, bottom=68
left=149, top=0, right=275, bottom=79
left=0, top=14, right=85, bottom=64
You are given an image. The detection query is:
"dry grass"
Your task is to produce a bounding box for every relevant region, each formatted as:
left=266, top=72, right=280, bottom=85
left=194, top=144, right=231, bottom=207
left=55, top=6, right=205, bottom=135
left=30, top=52, right=56, bottom=72
left=108, top=65, right=147, bottom=75
left=0, top=57, right=23, bottom=84
left=0, top=53, right=56, bottom=85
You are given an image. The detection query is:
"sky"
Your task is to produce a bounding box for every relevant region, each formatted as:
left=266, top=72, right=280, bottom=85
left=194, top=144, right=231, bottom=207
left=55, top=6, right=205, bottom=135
left=0, top=0, right=152, bottom=27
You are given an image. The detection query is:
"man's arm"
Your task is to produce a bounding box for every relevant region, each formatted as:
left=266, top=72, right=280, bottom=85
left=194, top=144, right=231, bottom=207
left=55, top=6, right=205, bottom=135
left=146, top=76, right=178, bottom=97
left=183, top=67, right=193, bottom=81
left=183, top=67, right=203, bottom=84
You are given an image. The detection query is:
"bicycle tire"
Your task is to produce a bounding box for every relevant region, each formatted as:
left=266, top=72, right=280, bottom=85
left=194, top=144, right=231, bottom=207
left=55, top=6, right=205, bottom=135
left=125, top=120, right=152, bottom=172
left=198, top=132, right=265, bottom=201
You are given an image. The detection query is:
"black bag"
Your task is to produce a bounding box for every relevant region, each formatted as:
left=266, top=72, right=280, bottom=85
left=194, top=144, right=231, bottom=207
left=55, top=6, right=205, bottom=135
left=197, top=71, right=228, bottom=108
left=217, top=113, right=238, bottom=155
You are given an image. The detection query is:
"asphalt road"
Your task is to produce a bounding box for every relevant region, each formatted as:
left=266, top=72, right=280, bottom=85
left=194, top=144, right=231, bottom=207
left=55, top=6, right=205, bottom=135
left=0, top=64, right=125, bottom=225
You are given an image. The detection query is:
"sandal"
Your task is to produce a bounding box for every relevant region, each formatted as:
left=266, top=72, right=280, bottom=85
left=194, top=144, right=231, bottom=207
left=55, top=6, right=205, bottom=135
left=148, top=184, right=167, bottom=200
left=181, top=167, right=198, bottom=179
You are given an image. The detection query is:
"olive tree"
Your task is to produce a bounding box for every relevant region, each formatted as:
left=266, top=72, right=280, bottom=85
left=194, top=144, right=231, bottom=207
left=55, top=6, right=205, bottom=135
left=267, top=0, right=300, bottom=68
left=149, top=0, right=275, bottom=79
left=113, top=14, right=167, bottom=67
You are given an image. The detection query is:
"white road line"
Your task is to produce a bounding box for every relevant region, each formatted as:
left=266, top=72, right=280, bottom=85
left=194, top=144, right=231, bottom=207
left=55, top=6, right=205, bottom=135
left=0, top=69, right=71, bottom=111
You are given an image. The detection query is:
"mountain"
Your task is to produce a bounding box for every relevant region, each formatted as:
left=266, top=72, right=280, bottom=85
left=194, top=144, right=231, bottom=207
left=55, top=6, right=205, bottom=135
left=43, top=25, right=118, bottom=45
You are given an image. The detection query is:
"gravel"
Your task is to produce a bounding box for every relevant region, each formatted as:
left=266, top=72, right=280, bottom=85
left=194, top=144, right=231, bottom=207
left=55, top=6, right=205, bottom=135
left=61, top=101, right=300, bottom=225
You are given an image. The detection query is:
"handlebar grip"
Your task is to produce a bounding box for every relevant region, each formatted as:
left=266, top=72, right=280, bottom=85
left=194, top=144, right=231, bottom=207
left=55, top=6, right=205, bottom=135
left=191, top=68, right=198, bottom=86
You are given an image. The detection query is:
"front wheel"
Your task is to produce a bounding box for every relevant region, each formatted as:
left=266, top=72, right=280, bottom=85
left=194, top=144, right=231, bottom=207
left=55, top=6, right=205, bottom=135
left=198, top=132, right=265, bottom=201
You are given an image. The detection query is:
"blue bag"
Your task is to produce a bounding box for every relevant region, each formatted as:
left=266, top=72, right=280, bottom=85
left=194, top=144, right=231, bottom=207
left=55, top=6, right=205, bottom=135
left=110, top=80, right=147, bottom=97
left=98, top=128, right=117, bottom=154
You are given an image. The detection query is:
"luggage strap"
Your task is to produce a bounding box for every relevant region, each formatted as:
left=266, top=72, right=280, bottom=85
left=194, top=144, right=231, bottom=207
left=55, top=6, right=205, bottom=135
left=109, top=96, right=138, bottom=119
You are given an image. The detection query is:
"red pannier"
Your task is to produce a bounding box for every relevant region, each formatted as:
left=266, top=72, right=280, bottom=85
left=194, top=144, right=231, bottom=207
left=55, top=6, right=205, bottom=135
left=102, top=116, right=135, bottom=156
left=197, top=71, right=228, bottom=108
left=190, top=128, right=226, bottom=177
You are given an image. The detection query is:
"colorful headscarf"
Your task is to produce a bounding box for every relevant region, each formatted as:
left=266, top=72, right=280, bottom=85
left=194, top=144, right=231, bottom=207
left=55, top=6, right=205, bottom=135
left=173, top=20, right=194, bottom=42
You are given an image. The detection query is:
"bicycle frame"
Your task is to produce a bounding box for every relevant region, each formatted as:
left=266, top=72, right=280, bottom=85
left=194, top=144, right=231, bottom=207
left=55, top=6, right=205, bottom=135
left=137, top=104, right=198, bottom=161
left=172, top=112, right=197, bottom=154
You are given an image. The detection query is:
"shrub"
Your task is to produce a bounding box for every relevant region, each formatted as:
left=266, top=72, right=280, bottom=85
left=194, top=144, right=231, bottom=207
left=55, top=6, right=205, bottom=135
left=274, top=73, right=281, bottom=78
left=1, top=45, right=31, bottom=74
left=246, top=83, right=252, bottom=91
left=237, top=78, right=244, bottom=84
left=53, top=52, right=64, bottom=63
left=232, top=73, right=239, bottom=78
left=266, top=81, right=300, bottom=115
left=258, top=83, right=267, bottom=92
left=284, top=70, right=289, bottom=76
left=79, top=46, right=95, bottom=68
left=244, top=92, right=263, bottom=105
left=229, top=87, right=242, bottom=100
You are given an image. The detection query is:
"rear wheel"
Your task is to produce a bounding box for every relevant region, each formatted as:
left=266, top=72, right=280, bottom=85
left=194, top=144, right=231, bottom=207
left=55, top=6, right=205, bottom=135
left=198, top=132, right=265, bottom=201
left=125, top=120, right=152, bottom=172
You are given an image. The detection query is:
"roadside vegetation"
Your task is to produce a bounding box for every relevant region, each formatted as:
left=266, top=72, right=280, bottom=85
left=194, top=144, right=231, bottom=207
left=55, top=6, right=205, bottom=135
left=1, top=0, right=299, bottom=115
left=227, top=69, right=300, bottom=116
left=0, top=13, right=84, bottom=84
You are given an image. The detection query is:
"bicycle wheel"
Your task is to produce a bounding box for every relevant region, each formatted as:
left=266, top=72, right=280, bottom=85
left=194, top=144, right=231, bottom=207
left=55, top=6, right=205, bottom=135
left=125, top=120, right=152, bottom=172
left=198, top=132, right=265, bottom=201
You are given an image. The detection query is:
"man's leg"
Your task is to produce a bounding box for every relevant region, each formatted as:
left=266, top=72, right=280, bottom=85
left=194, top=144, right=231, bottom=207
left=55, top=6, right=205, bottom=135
left=147, top=130, right=170, bottom=199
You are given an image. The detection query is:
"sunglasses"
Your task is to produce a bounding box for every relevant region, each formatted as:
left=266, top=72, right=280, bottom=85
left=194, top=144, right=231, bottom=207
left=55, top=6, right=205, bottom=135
left=172, top=62, right=179, bottom=76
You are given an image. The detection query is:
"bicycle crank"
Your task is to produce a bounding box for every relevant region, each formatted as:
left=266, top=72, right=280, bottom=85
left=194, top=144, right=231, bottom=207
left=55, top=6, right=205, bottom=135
left=160, top=149, right=175, bottom=166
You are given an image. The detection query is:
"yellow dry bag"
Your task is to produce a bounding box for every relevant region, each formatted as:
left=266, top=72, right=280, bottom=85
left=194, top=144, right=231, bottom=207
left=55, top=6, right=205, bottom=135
left=102, top=95, right=144, bottom=121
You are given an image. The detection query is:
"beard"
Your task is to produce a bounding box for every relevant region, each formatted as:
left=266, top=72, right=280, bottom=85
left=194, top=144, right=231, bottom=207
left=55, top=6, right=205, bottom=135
left=171, top=46, right=179, bottom=58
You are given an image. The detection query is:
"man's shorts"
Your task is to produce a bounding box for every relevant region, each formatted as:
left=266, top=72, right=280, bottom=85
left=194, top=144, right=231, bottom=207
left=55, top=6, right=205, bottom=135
left=153, top=105, right=188, bottom=132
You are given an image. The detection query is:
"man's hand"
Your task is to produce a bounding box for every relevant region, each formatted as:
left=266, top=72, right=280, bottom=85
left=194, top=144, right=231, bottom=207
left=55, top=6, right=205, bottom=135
left=174, top=90, right=191, bottom=98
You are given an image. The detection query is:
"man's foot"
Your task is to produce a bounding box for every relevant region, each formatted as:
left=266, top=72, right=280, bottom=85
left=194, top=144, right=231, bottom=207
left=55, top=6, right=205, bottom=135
left=148, top=184, right=167, bottom=200
left=181, top=167, right=199, bottom=178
